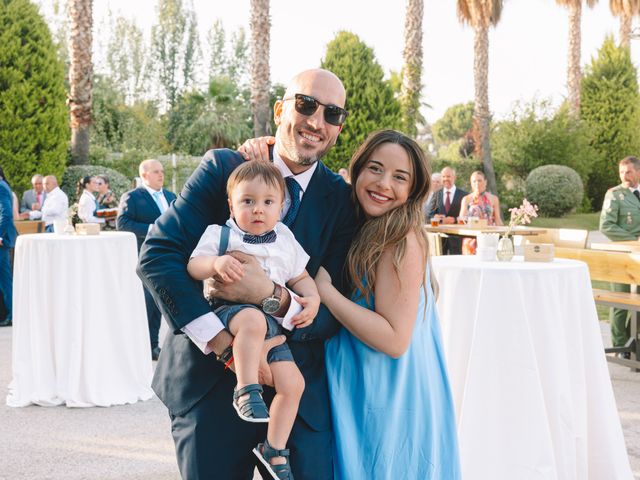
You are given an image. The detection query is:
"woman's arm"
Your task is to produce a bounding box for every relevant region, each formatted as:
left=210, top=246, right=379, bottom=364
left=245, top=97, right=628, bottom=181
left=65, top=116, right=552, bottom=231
left=459, top=195, right=470, bottom=219
left=316, top=231, right=424, bottom=358
left=492, top=194, right=503, bottom=226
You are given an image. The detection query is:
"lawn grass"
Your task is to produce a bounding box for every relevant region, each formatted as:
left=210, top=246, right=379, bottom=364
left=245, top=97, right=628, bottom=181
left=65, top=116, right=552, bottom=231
left=530, top=212, right=600, bottom=231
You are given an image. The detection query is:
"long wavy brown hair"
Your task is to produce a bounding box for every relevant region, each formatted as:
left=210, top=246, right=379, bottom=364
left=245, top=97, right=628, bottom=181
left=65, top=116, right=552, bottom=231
left=346, top=130, right=432, bottom=304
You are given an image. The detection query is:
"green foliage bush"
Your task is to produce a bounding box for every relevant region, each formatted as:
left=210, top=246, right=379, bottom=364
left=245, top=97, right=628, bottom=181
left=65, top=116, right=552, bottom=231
left=0, top=0, right=68, bottom=194
left=321, top=31, right=402, bottom=172
left=581, top=36, right=640, bottom=209
left=432, top=102, right=474, bottom=145
left=526, top=165, right=583, bottom=217
left=61, top=165, right=132, bottom=204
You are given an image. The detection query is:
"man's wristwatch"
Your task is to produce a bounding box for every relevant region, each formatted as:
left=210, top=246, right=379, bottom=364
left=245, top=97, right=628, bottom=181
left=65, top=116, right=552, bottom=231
left=261, top=282, right=283, bottom=315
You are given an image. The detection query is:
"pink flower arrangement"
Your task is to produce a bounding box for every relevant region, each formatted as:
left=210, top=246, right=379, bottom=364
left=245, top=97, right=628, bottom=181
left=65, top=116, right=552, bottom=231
left=505, top=199, right=538, bottom=236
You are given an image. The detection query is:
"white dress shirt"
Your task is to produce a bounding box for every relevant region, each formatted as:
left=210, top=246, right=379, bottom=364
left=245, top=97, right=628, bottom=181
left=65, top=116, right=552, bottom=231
left=40, top=187, right=69, bottom=226
left=182, top=152, right=315, bottom=354
left=78, top=190, right=105, bottom=224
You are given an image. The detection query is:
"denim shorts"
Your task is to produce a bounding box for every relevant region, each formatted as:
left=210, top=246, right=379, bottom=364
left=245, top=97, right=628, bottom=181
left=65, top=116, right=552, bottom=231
left=213, top=303, right=293, bottom=363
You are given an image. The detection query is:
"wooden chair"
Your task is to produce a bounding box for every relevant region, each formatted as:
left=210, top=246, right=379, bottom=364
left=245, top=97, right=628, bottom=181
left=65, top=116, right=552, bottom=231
left=14, top=220, right=45, bottom=235
left=554, top=246, right=640, bottom=370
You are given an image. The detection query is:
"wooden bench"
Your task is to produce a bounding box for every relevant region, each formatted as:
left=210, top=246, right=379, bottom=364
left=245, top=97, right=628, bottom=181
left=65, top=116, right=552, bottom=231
left=555, top=246, right=640, bottom=370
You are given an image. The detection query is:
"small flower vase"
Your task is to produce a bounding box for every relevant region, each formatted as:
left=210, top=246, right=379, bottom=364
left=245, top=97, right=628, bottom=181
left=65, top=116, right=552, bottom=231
left=496, top=235, right=514, bottom=262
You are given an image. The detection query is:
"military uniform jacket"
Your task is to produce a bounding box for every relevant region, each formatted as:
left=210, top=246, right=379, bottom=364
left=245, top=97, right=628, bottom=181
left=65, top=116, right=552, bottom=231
left=599, top=184, right=640, bottom=241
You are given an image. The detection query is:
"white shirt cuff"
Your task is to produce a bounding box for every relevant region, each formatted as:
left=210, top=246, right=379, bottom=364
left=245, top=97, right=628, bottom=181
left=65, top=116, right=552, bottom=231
left=29, top=211, right=42, bottom=220
left=279, top=286, right=302, bottom=331
left=182, top=312, right=225, bottom=355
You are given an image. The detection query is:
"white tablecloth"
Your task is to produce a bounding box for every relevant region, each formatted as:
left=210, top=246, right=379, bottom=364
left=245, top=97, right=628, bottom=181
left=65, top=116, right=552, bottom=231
left=7, top=232, right=153, bottom=407
left=432, top=255, right=633, bottom=480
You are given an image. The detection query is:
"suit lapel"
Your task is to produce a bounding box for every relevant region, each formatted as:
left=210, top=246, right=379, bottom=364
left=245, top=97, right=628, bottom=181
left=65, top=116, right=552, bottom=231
left=290, top=164, right=333, bottom=246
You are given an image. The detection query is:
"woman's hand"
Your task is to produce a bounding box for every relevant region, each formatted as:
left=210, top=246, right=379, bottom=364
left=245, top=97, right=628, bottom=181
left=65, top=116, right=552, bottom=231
left=238, top=136, right=276, bottom=163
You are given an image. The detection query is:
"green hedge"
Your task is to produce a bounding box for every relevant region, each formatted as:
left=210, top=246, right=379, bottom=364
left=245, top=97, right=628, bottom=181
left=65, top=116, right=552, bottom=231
left=526, top=165, right=583, bottom=217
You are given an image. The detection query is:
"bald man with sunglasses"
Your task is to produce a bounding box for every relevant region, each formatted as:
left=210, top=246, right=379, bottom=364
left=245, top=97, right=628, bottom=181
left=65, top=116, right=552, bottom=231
left=139, top=69, right=356, bottom=480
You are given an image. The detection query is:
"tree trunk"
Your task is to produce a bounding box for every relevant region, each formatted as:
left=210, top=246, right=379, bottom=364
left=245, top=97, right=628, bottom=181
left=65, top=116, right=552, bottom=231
left=567, top=2, right=582, bottom=118
left=400, top=0, right=423, bottom=137
left=473, top=24, right=497, bottom=194
left=68, top=0, right=93, bottom=165
left=620, top=12, right=632, bottom=49
left=250, top=0, right=271, bottom=137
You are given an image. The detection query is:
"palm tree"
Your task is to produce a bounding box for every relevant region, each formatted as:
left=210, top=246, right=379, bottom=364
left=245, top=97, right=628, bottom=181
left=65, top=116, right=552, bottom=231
left=610, top=0, right=640, bottom=48
left=68, top=0, right=93, bottom=165
left=556, top=0, right=598, bottom=117
left=456, top=0, right=503, bottom=194
left=401, top=0, right=424, bottom=137
left=250, top=0, right=271, bottom=137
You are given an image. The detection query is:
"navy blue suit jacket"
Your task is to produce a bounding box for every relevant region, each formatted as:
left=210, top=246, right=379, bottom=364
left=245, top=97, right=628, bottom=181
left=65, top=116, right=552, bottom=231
left=116, top=187, right=176, bottom=252
left=139, top=149, right=357, bottom=431
left=0, top=180, right=17, bottom=249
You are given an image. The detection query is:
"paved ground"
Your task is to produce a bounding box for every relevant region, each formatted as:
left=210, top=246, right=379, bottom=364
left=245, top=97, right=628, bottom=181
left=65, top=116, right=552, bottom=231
left=0, top=319, right=638, bottom=479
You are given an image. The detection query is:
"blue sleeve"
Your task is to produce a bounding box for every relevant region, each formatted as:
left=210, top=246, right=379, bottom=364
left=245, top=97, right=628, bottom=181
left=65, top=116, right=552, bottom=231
left=0, top=184, right=13, bottom=240
left=116, top=190, right=152, bottom=239
left=137, top=150, right=243, bottom=332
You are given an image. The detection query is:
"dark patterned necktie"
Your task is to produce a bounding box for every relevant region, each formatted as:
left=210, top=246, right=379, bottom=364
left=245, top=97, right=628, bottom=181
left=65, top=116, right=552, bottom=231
left=444, top=191, right=451, bottom=214
left=282, top=177, right=302, bottom=227
left=243, top=230, right=277, bottom=244
left=634, top=190, right=640, bottom=202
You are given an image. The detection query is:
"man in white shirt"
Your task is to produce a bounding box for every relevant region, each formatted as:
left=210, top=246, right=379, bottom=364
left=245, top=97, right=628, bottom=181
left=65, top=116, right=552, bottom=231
left=428, top=167, right=468, bottom=254
left=30, top=176, right=68, bottom=232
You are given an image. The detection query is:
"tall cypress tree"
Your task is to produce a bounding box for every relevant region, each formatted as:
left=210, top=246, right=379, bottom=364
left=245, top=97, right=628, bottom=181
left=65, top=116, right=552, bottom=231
left=581, top=36, right=640, bottom=209
left=0, top=0, right=68, bottom=193
left=321, top=31, right=402, bottom=172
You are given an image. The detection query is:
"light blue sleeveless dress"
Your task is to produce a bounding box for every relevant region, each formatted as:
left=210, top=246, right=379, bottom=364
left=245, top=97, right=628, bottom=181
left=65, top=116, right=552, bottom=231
left=325, top=273, right=461, bottom=479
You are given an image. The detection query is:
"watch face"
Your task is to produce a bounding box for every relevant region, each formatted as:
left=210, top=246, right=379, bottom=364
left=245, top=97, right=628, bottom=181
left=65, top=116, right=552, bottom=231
left=262, top=298, right=280, bottom=315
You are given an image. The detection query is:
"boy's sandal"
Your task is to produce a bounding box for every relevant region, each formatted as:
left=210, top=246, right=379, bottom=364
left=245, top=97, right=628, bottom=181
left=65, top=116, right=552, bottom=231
left=233, top=384, right=269, bottom=423
left=253, top=439, right=294, bottom=480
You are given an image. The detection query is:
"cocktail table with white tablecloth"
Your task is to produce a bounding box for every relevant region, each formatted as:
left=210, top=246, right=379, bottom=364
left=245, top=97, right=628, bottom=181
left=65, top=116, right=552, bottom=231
left=7, top=231, right=153, bottom=407
left=431, top=255, right=633, bottom=480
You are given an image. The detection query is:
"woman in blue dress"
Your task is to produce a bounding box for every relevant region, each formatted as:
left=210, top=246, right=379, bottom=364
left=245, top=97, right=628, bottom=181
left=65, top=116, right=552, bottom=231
left=315, top=130, right=461, bottom=479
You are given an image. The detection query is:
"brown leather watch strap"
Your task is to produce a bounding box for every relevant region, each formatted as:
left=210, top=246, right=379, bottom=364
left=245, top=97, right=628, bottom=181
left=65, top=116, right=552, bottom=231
left=272, top=284, right=289, bottom=317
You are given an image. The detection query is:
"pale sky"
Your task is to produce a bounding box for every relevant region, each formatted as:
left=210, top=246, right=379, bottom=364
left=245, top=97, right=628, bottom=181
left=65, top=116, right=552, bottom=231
left=38, top=0, right=637, bottom=124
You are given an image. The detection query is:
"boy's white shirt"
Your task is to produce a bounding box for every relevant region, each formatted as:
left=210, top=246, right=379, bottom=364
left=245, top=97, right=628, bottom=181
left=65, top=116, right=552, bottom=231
left=182, top=153, right=317, bottom=355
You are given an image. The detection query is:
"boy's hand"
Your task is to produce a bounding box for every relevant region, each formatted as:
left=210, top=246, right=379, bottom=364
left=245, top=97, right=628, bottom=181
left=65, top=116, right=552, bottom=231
left=291, top=294, right=320, bottom=328
left=213, top=255, right=244, bottom=283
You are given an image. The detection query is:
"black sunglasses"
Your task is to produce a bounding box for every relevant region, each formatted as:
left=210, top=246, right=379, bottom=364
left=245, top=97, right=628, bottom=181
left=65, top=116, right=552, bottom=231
left=284, top=93, right=349, bottom=126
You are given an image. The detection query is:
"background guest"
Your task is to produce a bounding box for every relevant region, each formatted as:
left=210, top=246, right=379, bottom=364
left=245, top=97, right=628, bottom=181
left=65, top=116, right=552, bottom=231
left=599, top=156, right=640, bottom=357
left=77, top=176, right=104, bottom=225
left=40, top=176, right=69, bottom=232
left=19, top=174, right=46, bottom=216
left=0, top=166, right=18, bottom=327
left=95, top=174, right=118, bottom=230
left=12, top=191, right=28, bottom=221
left=424, top=171, right=443, bottom=220
left=338, top=167, right=351, bottom=183
left=459, top=171, right=502, bottom=254
left=428, top=166, right=467, bottom=254
left=117, top=159, right=176, bottom=360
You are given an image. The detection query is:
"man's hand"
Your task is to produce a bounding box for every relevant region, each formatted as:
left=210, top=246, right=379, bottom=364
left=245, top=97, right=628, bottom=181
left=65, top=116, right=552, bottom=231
left=291, top=294, right=319, bottom=328
left=213, top=255, right=245, bottom=283
left=209, top=251, right=272, bottom=304
left=442, top=216, right=456, bottom=225
left=258, top=335, right=286, bottom=386
left=238, top=136, right=276, bottom=163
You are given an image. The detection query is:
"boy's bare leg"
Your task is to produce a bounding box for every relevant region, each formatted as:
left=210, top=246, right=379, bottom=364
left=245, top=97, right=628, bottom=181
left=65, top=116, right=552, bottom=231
left=266, top=361, right=305, bottom=466
left=227, top=308, right=267, bottom=399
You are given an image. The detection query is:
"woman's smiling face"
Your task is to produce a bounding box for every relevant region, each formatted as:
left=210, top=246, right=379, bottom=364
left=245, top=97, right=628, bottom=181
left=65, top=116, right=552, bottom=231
left=354, top=142, right=413, bottom=219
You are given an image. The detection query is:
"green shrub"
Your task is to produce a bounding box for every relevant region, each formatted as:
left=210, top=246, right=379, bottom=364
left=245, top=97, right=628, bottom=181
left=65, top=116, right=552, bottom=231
left=526, top=165, right=583, bottom=217
left=61, top=165, right=132, bottom=204
left=0, top=0, right=68, bottom=194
